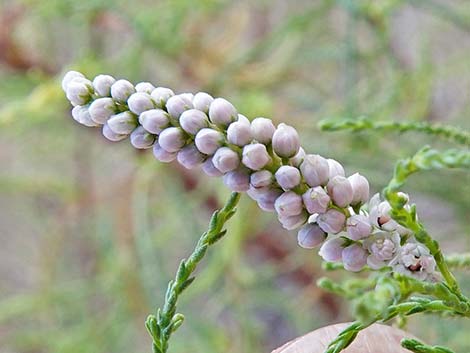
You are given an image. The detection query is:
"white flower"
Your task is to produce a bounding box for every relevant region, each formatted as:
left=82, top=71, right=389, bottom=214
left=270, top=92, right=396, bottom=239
left=390, top=242, right=437, bottom=281
left=368, top=193, right=411, bottom=235
left=363, top=231, right=401, bottom=269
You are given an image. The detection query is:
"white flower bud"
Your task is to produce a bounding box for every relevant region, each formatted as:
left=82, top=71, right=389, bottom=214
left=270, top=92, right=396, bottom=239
left=302, top=187, right=330, bottom=214
left=223, top=168, right=251, bottom=192
left=139, top=109, right=170, bottom=134
left=71, top=105, right=99, bottom=127
left=297, top=223, right=326, bottom=249
left=346, top=214, right=372, bottom=240
left=348, top=173, right=369, bottom=205
left=212, top=147, right=240, bottom=173
left=300, top=154, right=329, bottom=187
left=208, top=98, right=237, bottom=127
left=274, top=191, right=303, bottom=218
left=89, top=98, right=116, bottom=124
left=166, top=94, right=194, bottom=118
left=130, top=126, right=155, bottom=149
left=135, top=82, right=156, bottom=94
left=102, top=123, right=127, bottom=142
left=153, top=142, right=177, bottom=163
left=110, top=79, right=135, bottom=102
left=62, top=71, right=85, bottom=92
left=317, top=209, right=346, bottom=234
left=290, top=147, right=305, bottom=167
left=278, top=211, right=308, bottom=230
left=227, top=121, right=252, bottom=146
left=327, top=176, right=353, bottom=208
left=127, top=92, right=155, bottom=115
left=250, top=117, right=276, bottom=144
left=236, top=114, right=250, bottom=125
left=92, top=74, right=116, bottom=96
left=342, top=244, right=368, bottom=272
left=275, top=166, right=301, bottom=190
left=192, top=92, right=214, bottom=113
left=107, top=111, right=138, bottom=134
left=158, top=127, right=186, bottom=153
left=194, top=128, right=224, bottom=155
left=327, top=159, right=345, bottom=179
left=319, top=237, right=345, bottom=262
left=66, top=79, right=93, bottom=106
left=201, top=157, right=223, bottom=177
left=151, top=87, right=175, bottom=108
left=272, top=123, right=300, bottom=158
left=256, top=187, right=283, bottom=212
left=179, top=109, right=209, bottom=135
left=177, top=143, right=206, bottom=169
left=242, top=143, right=271, bottom=171
left=250, top=170, right=273, bottom=188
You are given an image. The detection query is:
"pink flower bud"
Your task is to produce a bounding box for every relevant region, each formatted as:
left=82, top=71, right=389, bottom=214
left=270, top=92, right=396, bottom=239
left=194, top=128, right=224, bottom=155
left=346, top=214, right=372, bottom=240
left=66, top=79, right=93, bottom=106
left=223, top=168, right=251, bottom=192
left=317, top=209, right=346, bottom=234
left=274, top=191, right=303, bottom=217
left=319, top=238, right=345, bottom=262
left=302, top=187, right=330, bottom=214
left=342, top=244, right=368, bottom=272
left=92, top=74, right=116, bottom=96
left=151, top=87, right=175, bottom=108
left=348, top=173, right=369, bottom=205
left=179, top=109, right=209, bottom=135
left=139, top=109, right=170, bottom=134
left=102, top=123, right=127, bottom=142
left=250, top=117, right=276, bottom=144
left=256, top=187, right=283, bottom=212
left=166, top=94, right=193, bottom=118
left=158, top=127, right=186, bottom=152
left=71, top=105, right=99, bottom=127
left=242, top=143, right=271, bottom=170
left=275, top=166, right=301, bottom=190
left=110, top=79, right=135, bottom=102
left=177, top=143, right=206, bottom=169
left=201, top=157, right=223, bottom=177
left=208, top=98, right=237, bottom=127
left=212, top=147, right=240, bottom=173
left=327, top=176, right=353, bottom=208
left=297, top=223, right=326, bottom=249
left=89, top=98, right=116, bottom=124
left=135, top=82, right=155, bottom=94
left=227, top=121, right=252, bottom=146
left=327, top=159, right=345, bottom=179
left=130, top=126, right=155, bottom=149
left=127, top=92, right=155, bottom=115
left=300, top=154, right=329, bottom=187
left=272, top=123, right=300, bottom=158
left=278, top=211, right=308, bottom=230
left=107, top=111, right=138, bottom=134
left=250, top=170, right=273, bottom=188
left=192, top=92, right=214, bottom=113
left=290, top=147, right=305, bottom=167
left=62, top=71, right=85, bottom=92
left=153, top=142, right=177, bottom=163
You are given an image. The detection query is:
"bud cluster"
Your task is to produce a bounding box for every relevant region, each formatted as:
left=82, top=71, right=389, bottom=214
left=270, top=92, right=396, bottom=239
left=62, top=71, right=438, bottom=280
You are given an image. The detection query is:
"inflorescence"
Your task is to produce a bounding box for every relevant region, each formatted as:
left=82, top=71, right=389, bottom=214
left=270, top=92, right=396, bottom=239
left=62, top=71, right=438, bottom=281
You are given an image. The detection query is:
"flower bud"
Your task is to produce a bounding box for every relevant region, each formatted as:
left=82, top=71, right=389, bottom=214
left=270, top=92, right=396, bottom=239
left=223, top=168, right=250, bottom=192
left=139, top=109, right=170, bottom=134
left=327, top=176, right=353, bottom=208
left=89, top=98, right=116, bottom=124
left=192, top=92, right=214, bottom=113
left=102, top=123, right=127, bottom=142
left=212, top=147, right=240, bottom=173
left=242, top=143, right=271, bottom=171
left=66, top=79, right=93, bottom=106
left=71, top=105, right=99, bottom=127
left=227, top=121, right=252, bottom=146
left=151, top=87, right=175, bottom=108
left=130, top=126, right=156, bottom=149
left=346, top=214, right=372, bottom=240
left=278, top=211, right=308, bottom=230
left=302, top=187, right=330, bottom=214
left=250, top=117, right=276, bottom=144
left=110, top=79, right=135, bottom=102
left=300, top=154, right=329, bottom=187
left=275, top=166, right=301, bottom=190
left=319, top=238, right=345, bottom=262
left=92, top=74, right=116, bottom=96
left=177, top=143, right=206, bottom=169
left=158, top=127, right=186, bottom=153
left=256, top=187, right=283, bottom=212
left=62, top=71, right=85, bottom=92
left=317, top=209, right=346, bottom=234
left=201, top=157, right=223, bottom=177
left=236, top=114, right=250, bottom=125
left=342, top=244, right=368, bottom=272
left=327, top=159, right=345, bottom=179
left=290, top=147, right=305, bottom=167
left=166, top=94, right=194, bottom=118
left=179, top=109, right=209, bottom=135
left=127, top=92, right=155, bottom=115
left=194, top=128, right=224, bottom=155
left=153, top=142, right=177, bottom=163
left=297, top=223, right=327, bottom=249
left=274, top=191, right=303, bottom=218
left=208, top=98, right=237, bottom=127
left=250, top=170, right=273, bottom=188
left=348, top=173, right=369, bottom=205
left=135, top=82, right=155, bottom=94
left=272, top=123, right=300, bottom=158
left=107, top=111, right=138, bottom=134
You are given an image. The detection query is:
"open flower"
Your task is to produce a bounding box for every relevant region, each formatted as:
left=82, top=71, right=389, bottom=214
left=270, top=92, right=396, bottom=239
left=363, top=231, right=401, bottom=269
left=390, top=242, right=437, bottom=281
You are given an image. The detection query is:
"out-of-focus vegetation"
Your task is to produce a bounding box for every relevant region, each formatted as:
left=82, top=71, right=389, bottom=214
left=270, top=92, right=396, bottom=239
left=0, top=0, right=469, bottom=352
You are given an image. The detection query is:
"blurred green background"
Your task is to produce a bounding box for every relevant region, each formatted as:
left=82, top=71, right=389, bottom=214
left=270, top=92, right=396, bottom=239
left=1, top=0, right=470, bottom=352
